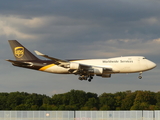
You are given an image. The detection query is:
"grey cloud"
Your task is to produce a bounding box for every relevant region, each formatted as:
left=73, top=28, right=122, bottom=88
left=1, top=0, right=160, bottom=20
left=1, top=0, right=160, bottom=42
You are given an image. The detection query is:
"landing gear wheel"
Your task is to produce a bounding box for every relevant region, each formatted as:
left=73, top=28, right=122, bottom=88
left=84, top=76, right=88, bottom=80
left=138, top=76, right=142, bottom=79
left=139, top=72, right=142, bottom=79
left=88, top=76, right=93, bottom=82
left=78, top=77, right=82, bottom=80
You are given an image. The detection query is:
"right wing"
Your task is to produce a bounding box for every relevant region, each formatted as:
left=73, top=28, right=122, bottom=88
left=35, top=50, right=69, bottom=66
left=34, top=50, right=93, bottom=72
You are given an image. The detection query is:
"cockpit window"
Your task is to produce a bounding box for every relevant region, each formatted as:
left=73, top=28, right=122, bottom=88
left=143, top=57, right=146, bottom=59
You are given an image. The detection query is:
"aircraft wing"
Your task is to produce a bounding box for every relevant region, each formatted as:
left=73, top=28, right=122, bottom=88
left=34, top=50, right=113, bottom=74
left=35, top=50, right=69, bottom=65
left=35, top=51, right=92, bottom=70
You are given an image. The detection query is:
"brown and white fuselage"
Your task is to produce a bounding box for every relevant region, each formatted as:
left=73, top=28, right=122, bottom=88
left=7, top=40, right=156, bottom=82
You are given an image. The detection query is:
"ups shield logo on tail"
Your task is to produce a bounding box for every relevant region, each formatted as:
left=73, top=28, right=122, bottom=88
left=14, top=47, right=24, bottom=58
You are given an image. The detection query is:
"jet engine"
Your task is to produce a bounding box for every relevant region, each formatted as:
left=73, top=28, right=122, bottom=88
left=69, top=62, right=80, bottom=70
left=94, top=68, right=112, bottom=78
left=101, top=74, right=111, bottom=78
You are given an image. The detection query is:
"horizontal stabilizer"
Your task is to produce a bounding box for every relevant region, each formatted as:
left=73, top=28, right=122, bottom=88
left=6, top=59, right=31, bottom=66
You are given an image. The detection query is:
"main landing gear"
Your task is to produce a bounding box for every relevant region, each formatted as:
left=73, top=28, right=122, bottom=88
left=138, top=72, right=142, bottom=79
left=78, top=75, right=93, bottom=82
left=88, top=76, right=93, bottom=82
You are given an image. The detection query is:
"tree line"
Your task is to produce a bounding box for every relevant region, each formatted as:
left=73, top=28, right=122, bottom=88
left=0, top=90, right=160, bottom=110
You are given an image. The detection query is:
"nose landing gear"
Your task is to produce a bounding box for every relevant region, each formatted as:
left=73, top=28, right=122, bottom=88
left=138, top=72, right=142, bottom=79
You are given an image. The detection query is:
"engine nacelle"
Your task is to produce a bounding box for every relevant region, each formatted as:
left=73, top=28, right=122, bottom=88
left=101, top=74, right=111, bottom=78
left=69, top=62, right=80, bottom=70
left=96, top=73, right=111, bottom=78
left=94, top=68, right=103, bottom=75
left=94, top=68, right=111, bottom=78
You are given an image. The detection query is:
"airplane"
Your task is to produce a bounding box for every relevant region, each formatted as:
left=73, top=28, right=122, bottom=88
left=6, top=40, right=156, bottom=82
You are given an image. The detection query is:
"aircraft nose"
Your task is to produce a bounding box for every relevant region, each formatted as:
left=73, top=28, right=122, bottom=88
left=148, top=61, right=156, bottom=69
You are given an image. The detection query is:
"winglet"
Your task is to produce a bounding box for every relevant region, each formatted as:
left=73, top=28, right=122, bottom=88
left=34, top=50, right=44, bottom=56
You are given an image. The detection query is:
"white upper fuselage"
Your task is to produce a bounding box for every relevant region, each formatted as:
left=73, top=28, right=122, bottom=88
left=42, top=56, right=156, bottom=74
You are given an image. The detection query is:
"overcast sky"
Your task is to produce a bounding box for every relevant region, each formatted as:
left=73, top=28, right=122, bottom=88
left=0, top=0, right=160, bottom=96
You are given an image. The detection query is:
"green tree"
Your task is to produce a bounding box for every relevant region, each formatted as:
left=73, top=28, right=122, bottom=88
left=99, top=93, right=115, bottom=110
left=83, top=98, right=98, bottom=110
left=131, top=91, right=156, bottom=110
left=15, top=104, right=28, bottom=110
left=0, top=93, right=9, bottom=110
left=0, top=90, right=159, bottom=110
left=114, top=92, right=127, bottom=110
left=6, top=92, right=25, bottom=110
left=121, top=91, right=136, bottom=110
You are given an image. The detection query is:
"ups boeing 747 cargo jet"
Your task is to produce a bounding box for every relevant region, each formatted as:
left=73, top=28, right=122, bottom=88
left=6, top=40, right=156, bottom=82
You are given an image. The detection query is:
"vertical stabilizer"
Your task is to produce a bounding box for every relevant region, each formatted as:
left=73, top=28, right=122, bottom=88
left=8, top=40, right=39, bottom=61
